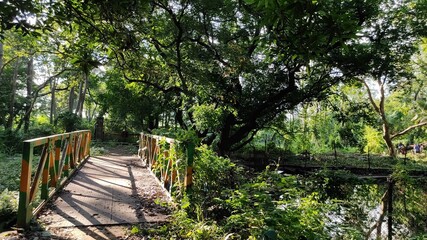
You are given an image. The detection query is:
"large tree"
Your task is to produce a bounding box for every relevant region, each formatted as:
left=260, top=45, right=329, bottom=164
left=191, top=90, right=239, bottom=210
left=5, top=0, right=412, bottom=156
left=71, top=0, right=379, bottom=155
left=335, top=0, right=427, bottom=157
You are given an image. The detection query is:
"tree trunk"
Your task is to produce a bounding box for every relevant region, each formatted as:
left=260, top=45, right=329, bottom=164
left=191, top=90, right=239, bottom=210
left=75, top=80, right=83, bottom=115
left=148, top=115, right=160, bottom=131
left=383, top=122, right=395, bottom=157
left=50, top=77, right=57, bottom=124
left=362, top=78, right=396, bottom=157
left=68, top=86, right=75, bottom=113
left=377, top=78, right=396, bottom=157
left=24, top=57, right=34, bottom=133
left=0, top=42, right=5, bottom=126
left=76, top=72, right=88, bottom=117
left=217, top=114, right=236, bottom=156
left=0, top=42, right=3, bottom=76
left=6, top=58, right=20, bottom=130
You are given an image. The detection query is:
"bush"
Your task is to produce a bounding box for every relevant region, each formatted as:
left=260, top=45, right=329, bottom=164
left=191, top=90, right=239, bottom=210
left=0, top=130, right=24, bottom=155
left=90, top=146, right=107, bottom=156
left=0, top=189, right=18, bottom=217
left=157, top=146, right=332, bottom=240
left=0, top=189, right=18, bottom=231
left=189, top=145, right=243, bottom=221
left=26, top=124, right=56, bottom=139
left=220, top=169, right=330, bottom=239
left=55, top=111, right=82, bottom=132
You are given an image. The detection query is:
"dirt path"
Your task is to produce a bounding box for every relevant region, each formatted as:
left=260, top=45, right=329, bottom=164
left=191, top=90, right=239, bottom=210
left=2, top=145, right=171, bottom=240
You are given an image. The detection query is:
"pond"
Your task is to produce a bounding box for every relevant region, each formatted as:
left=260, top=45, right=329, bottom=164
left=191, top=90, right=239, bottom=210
left=304, top=169, right=427, bottom=239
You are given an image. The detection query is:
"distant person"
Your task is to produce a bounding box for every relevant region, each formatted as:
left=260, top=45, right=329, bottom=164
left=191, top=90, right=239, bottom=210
left=414, top=144, right=421, bottom=154
left=397, top=142, right=404, bottom=154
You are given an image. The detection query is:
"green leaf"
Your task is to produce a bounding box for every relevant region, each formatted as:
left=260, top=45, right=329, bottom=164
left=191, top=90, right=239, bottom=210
left=130, top=225, right=140, bottom=234
left=263, top=229, right=277, bottom=239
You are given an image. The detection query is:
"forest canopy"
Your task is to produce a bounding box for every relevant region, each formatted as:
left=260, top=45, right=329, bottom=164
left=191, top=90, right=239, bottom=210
left=1, top=0, right=427, bottom=156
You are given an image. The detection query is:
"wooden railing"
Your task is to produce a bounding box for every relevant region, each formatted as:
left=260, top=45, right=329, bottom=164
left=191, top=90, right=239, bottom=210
left=138, top=133, right=194, bottom=196
left=17, top=130, right=91, bottom=228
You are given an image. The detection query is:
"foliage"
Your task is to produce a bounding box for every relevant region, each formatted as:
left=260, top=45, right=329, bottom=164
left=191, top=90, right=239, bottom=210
left=55, top=0, right=383, bottom=155
left=0, top=154, right=21, bottom=192
left=189, top=145, right=242, bottom=220
left=392, top=165, right=427, bottom=237
left=363, top=126, right=386, bottom=154
left=0, top=189, right=18, bottom=230
left=55, top=111, right=82, bottom=132
left=0, top=130, right=24, bottom=155
left=220, top=169, right=329, bottom=239
left=95, top=71, right=167, bottom=133
left=309, top=169, right=363, bottom=200
left=90, top=146, right=107, bottom=156
left=0, top=153, right=22, bottom=231
left=144, top=147, right=332, bottom=239
left=191, top=104, right=228, bottom=133
left=333, top=0, right=427, bottom=156
left=1, top=0, right=427, bottom=238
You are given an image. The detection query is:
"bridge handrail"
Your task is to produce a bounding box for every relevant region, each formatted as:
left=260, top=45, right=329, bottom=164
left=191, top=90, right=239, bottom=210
left=17, top=130, right=91, bottom=228
left=138, top=132, right=194, bottom=196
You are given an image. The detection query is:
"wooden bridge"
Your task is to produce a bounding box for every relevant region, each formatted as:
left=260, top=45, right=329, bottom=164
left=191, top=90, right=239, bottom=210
left=15, top=130, right=194, bottom=238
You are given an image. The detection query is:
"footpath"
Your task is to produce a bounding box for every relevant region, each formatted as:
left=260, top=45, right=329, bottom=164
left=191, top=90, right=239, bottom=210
left=3, top=146, right=171, bottom=240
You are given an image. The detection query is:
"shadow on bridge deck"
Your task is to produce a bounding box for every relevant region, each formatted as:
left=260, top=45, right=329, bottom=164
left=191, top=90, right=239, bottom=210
left=36, top=146, right=170, bottom=238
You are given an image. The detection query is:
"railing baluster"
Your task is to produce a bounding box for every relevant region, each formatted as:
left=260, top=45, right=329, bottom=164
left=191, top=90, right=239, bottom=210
left=31, top=144, right=48, bottom=202
left=17, top=130, right=92, bottom=228
left=70, top=134, right=77, bottom=169
left=138, top=133, right=195, bottom=196
left=51, top=138, right=61, bottom=187
left=74, top=134, right=82, bottom=163
left=57, top=138, right=68, bottom=180
left=64, top=135, right=72, bottom=176
left=41, top=141, right=52, bottom=200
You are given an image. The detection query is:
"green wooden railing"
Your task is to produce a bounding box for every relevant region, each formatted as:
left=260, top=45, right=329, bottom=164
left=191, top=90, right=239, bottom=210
left=138, top=133, right=194, bottom=195
left=17, top=130, right=91, bottom=228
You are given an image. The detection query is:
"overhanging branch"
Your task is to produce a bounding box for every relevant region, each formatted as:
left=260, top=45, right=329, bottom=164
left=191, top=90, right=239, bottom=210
left=391, top=121, right=427, bottom=139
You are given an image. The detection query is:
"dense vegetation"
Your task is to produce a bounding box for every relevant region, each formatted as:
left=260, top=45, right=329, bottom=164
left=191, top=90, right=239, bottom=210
left=1, top=0, right=427, bottom=239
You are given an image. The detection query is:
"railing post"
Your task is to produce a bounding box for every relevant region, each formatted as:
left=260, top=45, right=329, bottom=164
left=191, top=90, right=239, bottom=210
left=86, top=131, right=92, bottom=157
left=52, top=138, right=61, bottom=187
left=64, top=134, right=72, bottom=176
left=17, top=141, right=34, bottom=228
left=41, top=141, right=51, bottom=200
left=150, top=137, right=157, bottom=168
left=184, top=142, right=195, bottom=190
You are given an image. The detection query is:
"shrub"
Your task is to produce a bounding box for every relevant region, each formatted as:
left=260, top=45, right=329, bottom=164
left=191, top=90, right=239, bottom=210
left=55, top=111, right=82, bottom=132
left=0, top=189, right=18, bottom=231
left=220, top=169, right=330, bottom=239
left=0, top=130, right=24, bottom=155
left=164, top=145, right=331, bottom=239
left=189, top=145, right=243, bottom=221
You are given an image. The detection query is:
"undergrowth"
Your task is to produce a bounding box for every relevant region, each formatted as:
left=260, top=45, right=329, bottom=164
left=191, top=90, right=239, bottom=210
left=0, top=153, right=21, bottom=232
left=129, top=145, right=427, bottom=239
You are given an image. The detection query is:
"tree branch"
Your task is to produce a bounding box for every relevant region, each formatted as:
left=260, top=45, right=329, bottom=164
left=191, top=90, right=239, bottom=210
left=391, top=121, right=427, bottom=139
left=230, top=129, right=258, bottom=152
left=123, top=73, right=184, bottom=94
left=360, top=78, right=381, bottom=114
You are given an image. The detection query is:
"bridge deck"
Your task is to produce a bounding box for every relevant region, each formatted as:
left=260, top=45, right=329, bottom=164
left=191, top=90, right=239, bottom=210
left=36, top=146, right=170, bottom=234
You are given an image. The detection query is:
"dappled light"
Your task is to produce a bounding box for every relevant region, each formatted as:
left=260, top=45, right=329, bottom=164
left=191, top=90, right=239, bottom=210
left=1, top=0, right=427, bottom=239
